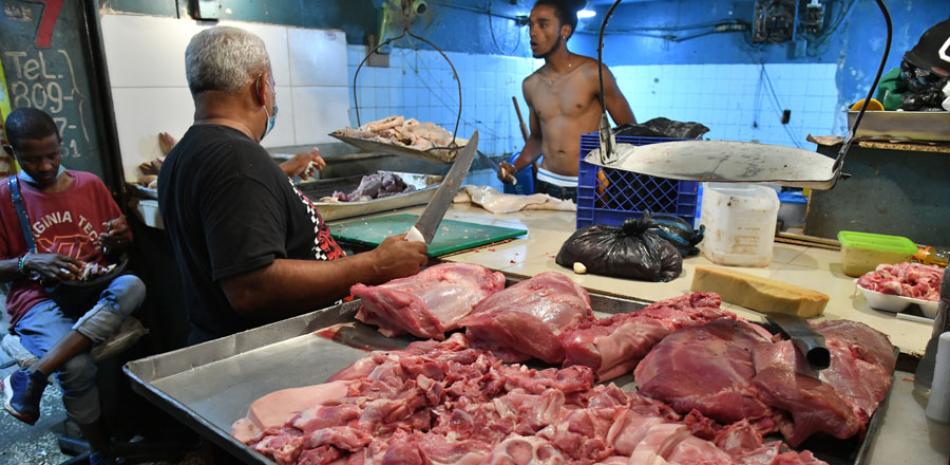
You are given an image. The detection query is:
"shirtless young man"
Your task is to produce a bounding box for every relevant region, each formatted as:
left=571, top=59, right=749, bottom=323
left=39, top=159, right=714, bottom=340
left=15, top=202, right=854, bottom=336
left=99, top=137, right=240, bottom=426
left=498, top=0, right=635, bottom=200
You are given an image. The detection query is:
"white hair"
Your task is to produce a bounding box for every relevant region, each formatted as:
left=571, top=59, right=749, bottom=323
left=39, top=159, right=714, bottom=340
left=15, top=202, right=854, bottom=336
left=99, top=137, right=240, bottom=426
left=185, top=26, right=271, bottom=94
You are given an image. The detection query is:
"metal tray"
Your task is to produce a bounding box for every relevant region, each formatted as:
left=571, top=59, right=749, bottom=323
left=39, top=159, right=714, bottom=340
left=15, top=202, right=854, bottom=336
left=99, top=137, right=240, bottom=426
left=329, top=132, right=468, bottom=165
left=847, top=111, right=950, bottom=143
left=123, top=285, right=890, bottom=465
left=299, top=172, right=443, bottom=222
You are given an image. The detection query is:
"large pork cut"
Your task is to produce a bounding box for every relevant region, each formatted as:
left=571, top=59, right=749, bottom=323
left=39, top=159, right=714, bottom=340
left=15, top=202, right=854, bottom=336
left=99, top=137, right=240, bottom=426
left=560, top=292, right=732, bottom=380
left=460, top=272, right=594, bottom=363
left=635, top=316, right=895, bottom=446
left=635, top=319, right=778, bottom=427
left=352, top=263, right=505, bottom=339
left=751, top=320, right=897, bottom=446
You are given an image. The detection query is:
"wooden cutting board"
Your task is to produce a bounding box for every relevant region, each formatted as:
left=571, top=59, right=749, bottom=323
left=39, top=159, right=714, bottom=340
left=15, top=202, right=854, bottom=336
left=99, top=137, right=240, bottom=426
left=330, top=213, right=527, bottom=257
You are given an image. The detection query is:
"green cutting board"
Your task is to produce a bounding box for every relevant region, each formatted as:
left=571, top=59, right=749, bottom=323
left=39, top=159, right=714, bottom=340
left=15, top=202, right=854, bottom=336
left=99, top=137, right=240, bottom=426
left=330, top=213, right=527, bottom=257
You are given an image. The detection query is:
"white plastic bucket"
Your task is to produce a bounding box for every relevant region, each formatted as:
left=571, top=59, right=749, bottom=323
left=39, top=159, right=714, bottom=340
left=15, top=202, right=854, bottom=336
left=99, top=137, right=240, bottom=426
left=700, top=183, right=780, bottom=267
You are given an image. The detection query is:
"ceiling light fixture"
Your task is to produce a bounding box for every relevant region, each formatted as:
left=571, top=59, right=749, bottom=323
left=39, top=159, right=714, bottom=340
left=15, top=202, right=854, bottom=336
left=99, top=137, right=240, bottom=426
left=577, top=9, right=596, bottom=19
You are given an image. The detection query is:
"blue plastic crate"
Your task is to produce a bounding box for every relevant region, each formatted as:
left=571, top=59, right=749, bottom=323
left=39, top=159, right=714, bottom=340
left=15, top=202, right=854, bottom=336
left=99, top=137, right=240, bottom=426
left=576, top=133, right=700, bottom=229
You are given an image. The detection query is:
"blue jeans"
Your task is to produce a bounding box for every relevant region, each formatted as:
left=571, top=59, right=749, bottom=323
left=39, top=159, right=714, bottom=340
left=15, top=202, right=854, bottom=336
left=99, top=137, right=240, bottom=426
left=13, top=274, right=146, bottom=424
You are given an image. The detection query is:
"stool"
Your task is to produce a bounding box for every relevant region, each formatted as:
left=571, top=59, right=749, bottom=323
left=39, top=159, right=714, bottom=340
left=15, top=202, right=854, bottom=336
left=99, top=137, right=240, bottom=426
left=0, top=317, right=189, bottom=465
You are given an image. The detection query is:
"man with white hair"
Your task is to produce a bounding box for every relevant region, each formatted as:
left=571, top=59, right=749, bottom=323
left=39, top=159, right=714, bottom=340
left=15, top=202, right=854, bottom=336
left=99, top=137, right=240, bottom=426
left=159, top=26, right=428, bottom=344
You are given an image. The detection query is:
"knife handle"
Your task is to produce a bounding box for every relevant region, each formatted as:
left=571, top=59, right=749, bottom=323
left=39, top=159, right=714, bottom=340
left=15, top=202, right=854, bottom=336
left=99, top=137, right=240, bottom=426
left=405, top=226, right=425, bottom=243
left=792, top=336, right=831, bottom=370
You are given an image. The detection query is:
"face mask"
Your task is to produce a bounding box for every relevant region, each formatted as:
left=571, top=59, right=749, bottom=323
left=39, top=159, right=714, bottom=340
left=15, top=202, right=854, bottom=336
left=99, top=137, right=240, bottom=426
left=18, top=164, right=66, bottom=186
left=262, top=103, right=279, bottom=140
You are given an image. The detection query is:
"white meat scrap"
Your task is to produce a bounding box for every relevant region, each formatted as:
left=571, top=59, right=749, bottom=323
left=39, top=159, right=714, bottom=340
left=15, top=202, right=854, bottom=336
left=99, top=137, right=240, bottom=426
left=452, top=185, right=576, bottom=214
left=857, top=262, right=944, bottom=301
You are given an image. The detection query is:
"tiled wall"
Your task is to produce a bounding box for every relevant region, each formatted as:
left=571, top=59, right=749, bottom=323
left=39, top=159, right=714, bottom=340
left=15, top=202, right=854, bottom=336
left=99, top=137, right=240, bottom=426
left=100, top=13, right=839, bottom=183
left=347, top=49, right=837, bottom=156
left=101, top=14, right=350, bottom=182
left=612, top=63, right=838, bottom=149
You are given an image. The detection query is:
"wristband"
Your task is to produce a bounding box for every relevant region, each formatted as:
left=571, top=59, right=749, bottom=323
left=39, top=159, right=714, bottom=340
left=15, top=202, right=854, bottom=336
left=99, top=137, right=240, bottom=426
left=17, top=253, right=29, bottom=274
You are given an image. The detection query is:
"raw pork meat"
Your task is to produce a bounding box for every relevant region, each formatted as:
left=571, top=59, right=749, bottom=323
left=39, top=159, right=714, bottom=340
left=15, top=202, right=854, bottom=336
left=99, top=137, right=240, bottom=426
left=352, top=263, right=505, bottom=339
left=560, top=292, right=733, bottom=380
left=635, top=319, right=777, bottom=426
left=636, top=316, right=895, bottom=446
left=461, top=272, right=594, bottom=363
left=234, top=332, right=828, bottom=465
left=857, top=262, right=943, bottom=300
left=751, top=320, right=897, bottom=445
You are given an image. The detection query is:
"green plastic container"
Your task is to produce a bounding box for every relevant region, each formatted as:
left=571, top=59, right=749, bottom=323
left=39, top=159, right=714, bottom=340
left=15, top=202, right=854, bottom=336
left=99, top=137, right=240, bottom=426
left=837, top=230, right=918, bottom=277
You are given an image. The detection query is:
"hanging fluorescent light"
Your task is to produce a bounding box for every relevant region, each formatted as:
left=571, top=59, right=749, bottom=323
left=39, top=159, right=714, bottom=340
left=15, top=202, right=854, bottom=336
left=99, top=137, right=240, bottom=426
left=577, top=9, right=596, bottom=19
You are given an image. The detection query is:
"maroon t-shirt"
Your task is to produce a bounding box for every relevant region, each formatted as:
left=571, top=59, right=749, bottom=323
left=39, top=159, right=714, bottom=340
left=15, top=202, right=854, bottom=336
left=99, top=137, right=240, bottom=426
left=0, top=171, right=123, bottom=325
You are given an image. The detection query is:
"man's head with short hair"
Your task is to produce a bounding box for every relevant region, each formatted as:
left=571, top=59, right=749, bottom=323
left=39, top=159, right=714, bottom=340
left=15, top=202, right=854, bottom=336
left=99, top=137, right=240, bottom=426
left=530, top=0, right=585, bottom=58
left=185, top=26, right=271, bottom=95
left=4, top=107, right=60, bottom=150
left=533, top=0, right=583, bottom=38
left=3, top=107, right=64, bottom=187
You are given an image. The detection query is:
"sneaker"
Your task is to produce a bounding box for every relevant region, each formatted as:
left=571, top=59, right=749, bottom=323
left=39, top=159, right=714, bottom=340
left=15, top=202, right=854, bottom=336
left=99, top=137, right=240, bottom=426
left=88, top=451, right=118, bottom=465
left=2, top=369, right=48, bottom=425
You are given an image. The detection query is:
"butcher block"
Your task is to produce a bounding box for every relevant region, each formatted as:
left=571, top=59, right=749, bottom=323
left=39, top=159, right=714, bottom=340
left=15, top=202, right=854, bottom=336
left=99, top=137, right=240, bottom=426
left=329, top=213, right=526, bottom=257
left=123, top=285, right=889, bottom=465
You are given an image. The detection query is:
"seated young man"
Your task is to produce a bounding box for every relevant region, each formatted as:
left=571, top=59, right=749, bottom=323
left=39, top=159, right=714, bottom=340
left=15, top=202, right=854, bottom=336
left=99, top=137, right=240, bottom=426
left=0, top=108, right=146, bottom=465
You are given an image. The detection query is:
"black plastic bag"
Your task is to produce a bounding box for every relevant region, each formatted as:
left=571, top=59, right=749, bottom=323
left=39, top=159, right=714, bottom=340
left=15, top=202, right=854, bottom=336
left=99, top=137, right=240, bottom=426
left=614, top=117, right=710, bottom=139
left=556, top=218, right=683, bottom=282
left=647, top=212, right=705, bottom=258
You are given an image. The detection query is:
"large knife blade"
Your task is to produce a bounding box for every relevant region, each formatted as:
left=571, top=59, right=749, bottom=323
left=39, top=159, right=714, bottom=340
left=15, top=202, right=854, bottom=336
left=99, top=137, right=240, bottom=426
left=406, top=130, right=479, bottom=244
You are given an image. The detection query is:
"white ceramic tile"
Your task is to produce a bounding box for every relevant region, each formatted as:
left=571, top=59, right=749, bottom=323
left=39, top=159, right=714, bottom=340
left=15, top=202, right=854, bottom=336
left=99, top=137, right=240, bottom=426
left=262, top=86, right=296, bottom=148
left=287, top=27, right=347, bottom=87
left=291, top=87, right=350, bottom=145
left=110, top=87, right=194, bottom=182
left=102, top=15, right=291, bottom=88
left=101, top=14, right=203, bottom=88
left=221, top=21, right=291, bottom=87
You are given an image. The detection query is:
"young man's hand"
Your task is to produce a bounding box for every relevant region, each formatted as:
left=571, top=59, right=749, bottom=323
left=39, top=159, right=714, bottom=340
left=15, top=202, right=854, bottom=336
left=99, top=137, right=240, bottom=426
left=99, top=216, right=132, bottom=255
left=24, top=253, right=82, bottom=281
left=497, top=162, right=517, bottom=184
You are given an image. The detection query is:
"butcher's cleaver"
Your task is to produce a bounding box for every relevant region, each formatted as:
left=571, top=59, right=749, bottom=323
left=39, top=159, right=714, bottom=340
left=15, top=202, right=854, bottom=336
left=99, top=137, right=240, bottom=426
left=406, top=131, right=479, bottom=244
left=765, top=312, right=831, bottom=379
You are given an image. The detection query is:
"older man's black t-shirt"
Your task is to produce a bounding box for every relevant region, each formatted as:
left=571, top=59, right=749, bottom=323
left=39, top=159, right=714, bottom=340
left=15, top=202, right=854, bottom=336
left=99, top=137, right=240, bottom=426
left=158, top=125, right=344, bottom=341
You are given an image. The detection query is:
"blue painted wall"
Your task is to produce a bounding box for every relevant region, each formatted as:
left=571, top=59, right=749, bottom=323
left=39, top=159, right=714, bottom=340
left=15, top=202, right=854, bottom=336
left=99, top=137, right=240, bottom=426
left=100, top=0, right=948, bottom=145
left=572, top=0, right=950, bottom=132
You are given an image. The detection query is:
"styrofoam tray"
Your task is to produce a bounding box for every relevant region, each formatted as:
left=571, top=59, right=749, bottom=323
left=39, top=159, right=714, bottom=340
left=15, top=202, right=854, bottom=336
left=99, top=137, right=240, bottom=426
left=856, top=282, right=939, bottom=318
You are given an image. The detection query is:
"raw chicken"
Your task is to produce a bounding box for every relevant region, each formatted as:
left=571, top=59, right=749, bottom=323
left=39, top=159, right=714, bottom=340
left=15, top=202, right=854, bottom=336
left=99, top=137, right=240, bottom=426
left=334, top=116, right=462, bottom=162
left=351, top=263, right=505, bottom=339
left=460, top=272, right=594, bottom=364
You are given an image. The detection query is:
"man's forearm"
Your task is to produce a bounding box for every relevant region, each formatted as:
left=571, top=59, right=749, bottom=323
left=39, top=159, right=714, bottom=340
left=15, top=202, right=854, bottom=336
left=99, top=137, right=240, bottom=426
left=222, top=252, right=382, bottom=323
left=512, top=136, right=543, bottom=171
left=0, top=257, right=24, bottom=282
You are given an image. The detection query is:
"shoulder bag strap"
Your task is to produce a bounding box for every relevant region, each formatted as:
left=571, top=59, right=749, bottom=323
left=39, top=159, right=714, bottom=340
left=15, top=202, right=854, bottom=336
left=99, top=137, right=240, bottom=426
left=8, top=176, right=37, bottom=253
